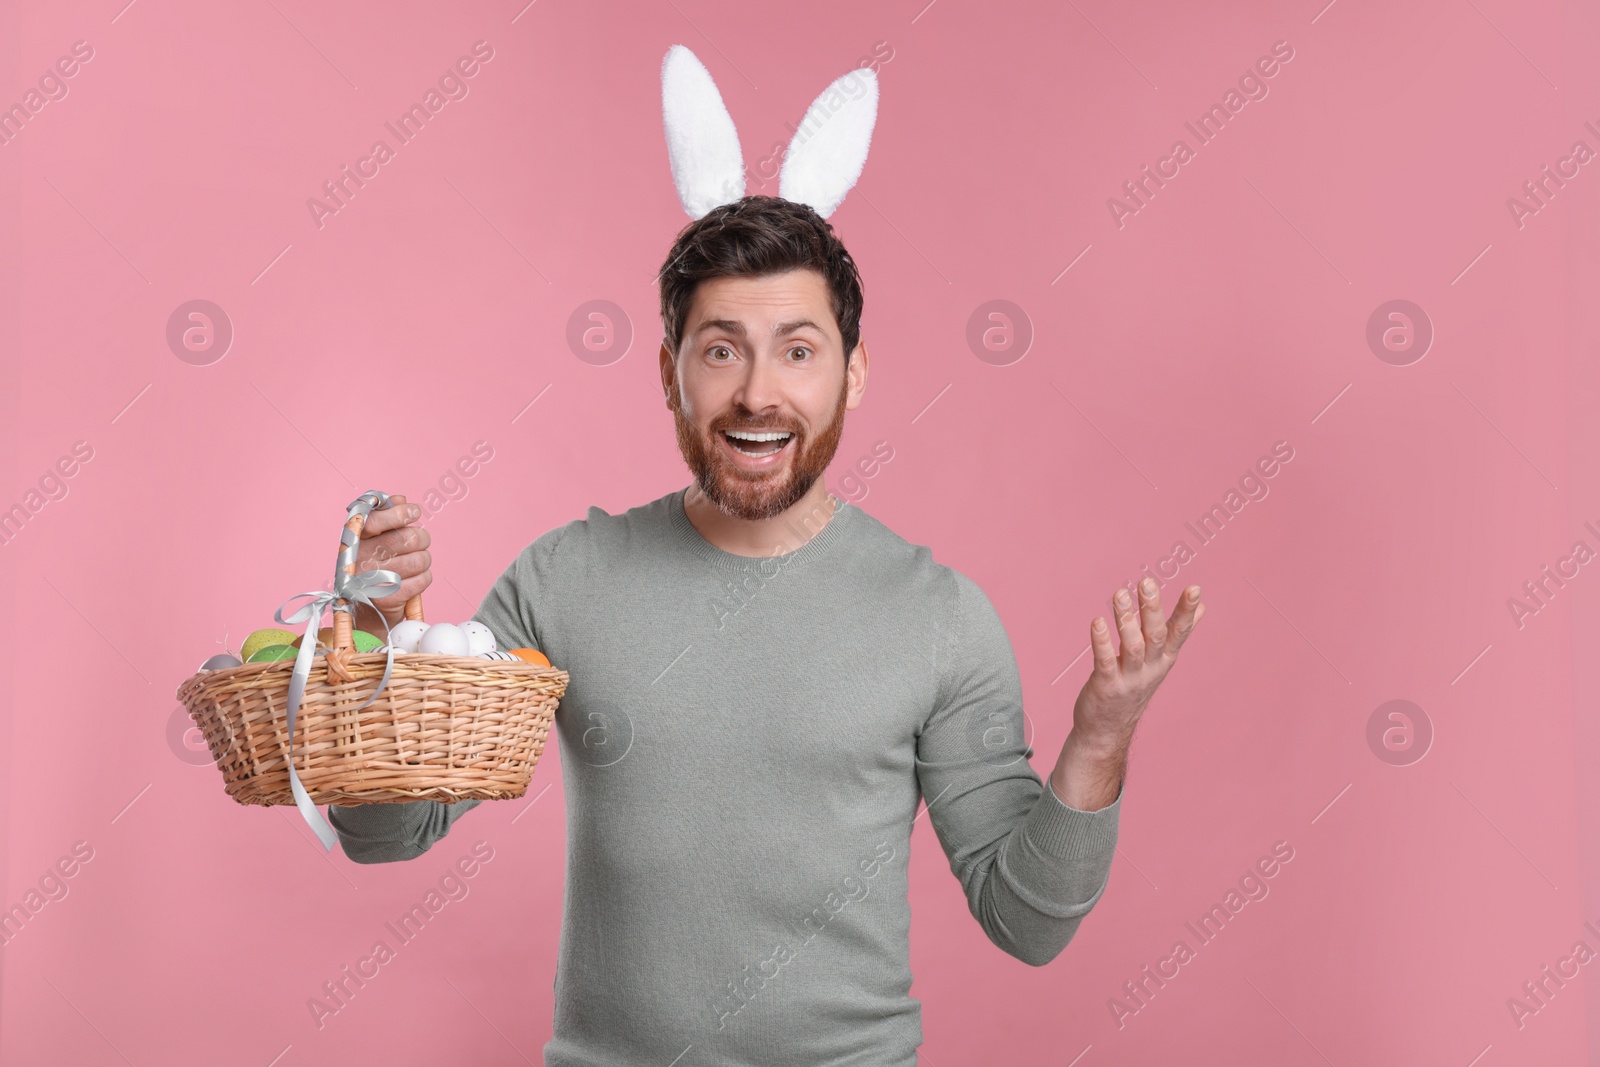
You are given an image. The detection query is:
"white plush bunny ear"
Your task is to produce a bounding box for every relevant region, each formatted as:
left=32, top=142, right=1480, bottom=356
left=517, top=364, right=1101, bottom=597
left=779, top=67, right=879, bottom=218
left=661, top=45, right=746, bottom=219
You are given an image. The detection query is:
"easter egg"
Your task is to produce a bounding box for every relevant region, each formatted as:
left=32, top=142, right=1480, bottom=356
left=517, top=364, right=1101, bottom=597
left=294, top=627, right=385, bottom=652
left=241, top=629, right=299, bottom=661
left=291, top=627, right=332, bottom=650
left=508, top=648, right=551, bottom=667
left=477, top=649, right=517, bottom=661
left=199, top=653, right=243, bottom=671
left=460, top=621, right=497, bottom=656
left=386, top=618, right=431, bottom=653
left=246, top=644, right=298, bottom=663
left=418, top=622, right=469, bottom=656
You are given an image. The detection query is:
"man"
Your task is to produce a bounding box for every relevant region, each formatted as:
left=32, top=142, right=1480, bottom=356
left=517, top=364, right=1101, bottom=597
left=336, top=195, right=1205, bottom=1065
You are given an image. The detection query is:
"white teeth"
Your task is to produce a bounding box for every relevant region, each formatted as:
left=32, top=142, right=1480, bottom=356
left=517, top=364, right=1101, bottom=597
left=725, top=430, right=793, bottom=441
left=725, top=431, right=792, bottom=457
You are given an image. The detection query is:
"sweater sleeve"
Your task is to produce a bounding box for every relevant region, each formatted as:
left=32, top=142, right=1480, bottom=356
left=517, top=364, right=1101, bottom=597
left=913, top=569, right=1121, bottom=966
left=329, top=526, right=563, bottom=864
left=330, top=798, right=485, bottom=864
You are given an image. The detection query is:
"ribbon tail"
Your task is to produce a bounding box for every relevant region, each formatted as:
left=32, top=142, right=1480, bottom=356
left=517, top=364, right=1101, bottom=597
left=284, top=597, right=339, bottom=852
left=351, top=609, right=398, bottom=715
left=290, top=765, right=339, bottom=851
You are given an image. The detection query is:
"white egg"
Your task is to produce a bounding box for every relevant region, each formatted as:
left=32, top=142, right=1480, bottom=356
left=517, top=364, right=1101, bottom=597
left=460, top=621, right=497, bottom=656
left=386, top=618, right=431, bottom=653
left=478, top=649, right=516, bottom=660
left=418, top=622, right=470, bottom=656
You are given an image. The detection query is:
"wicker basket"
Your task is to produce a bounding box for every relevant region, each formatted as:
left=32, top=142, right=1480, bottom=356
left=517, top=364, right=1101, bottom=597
left=175, top=491, right=568, bottom=808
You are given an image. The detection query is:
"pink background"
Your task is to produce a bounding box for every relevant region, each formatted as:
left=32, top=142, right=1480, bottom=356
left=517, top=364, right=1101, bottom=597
left=2, top=0, right=1596, bottom=1063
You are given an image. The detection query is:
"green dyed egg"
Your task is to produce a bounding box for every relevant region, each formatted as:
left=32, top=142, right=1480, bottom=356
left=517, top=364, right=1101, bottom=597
left=241, top=628, right=299, bottom=661
left=246, top=644, right=298, bottom=663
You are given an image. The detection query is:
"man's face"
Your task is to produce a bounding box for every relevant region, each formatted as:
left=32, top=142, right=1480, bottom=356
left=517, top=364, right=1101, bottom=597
left=661, top=268, right=866, bottom=521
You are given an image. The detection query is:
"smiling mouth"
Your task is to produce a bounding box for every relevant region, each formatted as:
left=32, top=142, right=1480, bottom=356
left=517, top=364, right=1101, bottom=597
left=721, top=429, right=794, bottom=457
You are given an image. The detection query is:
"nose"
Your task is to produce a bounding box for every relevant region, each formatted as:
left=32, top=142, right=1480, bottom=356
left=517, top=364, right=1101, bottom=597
left=730, top=347, right=783, bottom=421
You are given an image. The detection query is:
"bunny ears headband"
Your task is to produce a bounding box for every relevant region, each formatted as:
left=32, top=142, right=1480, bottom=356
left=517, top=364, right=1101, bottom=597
left=661, top=44, right=880, bottom=220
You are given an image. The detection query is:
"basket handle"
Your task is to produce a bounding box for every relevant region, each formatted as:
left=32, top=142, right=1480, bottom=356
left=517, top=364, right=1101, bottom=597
left=331, top=492, right=424, bottom=652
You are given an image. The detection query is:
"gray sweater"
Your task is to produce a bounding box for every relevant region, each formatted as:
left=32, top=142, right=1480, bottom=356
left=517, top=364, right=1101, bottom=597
left=329, top=488, right=1120, bottom=1066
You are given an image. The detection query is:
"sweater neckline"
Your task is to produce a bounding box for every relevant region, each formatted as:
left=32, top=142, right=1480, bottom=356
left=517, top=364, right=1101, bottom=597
left=667, top=486, right=856, bottom=574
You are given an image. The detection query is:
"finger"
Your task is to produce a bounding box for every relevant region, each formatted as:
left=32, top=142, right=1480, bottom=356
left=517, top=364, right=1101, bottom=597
left=1090, top=616, right=1118, bottom=677
left=1114, top=588, right=1144, bottom=671
left=369, top=548, right=431, bottom=581
left=380, top=524, right=430, bottom=555
left=371, top=569, right=432, bottom=610
left=362, top=496, right=421, bottom=538
left=357, top=526, right=430, bottom=570
left=1137, top=578, right=1168, bottom=655
left=361, top=502, right=419, bottom=538
left=1164, top=587, right=1205, bottom=655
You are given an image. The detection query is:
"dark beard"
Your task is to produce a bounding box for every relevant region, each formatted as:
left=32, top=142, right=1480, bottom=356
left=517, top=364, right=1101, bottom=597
left=669, top=371, right=849, bottom=522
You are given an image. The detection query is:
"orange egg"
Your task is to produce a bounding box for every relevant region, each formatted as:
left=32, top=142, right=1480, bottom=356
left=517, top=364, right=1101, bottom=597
left=291, top=627, right=336, bottom=649
left=508, top=647, right=550, bottom=667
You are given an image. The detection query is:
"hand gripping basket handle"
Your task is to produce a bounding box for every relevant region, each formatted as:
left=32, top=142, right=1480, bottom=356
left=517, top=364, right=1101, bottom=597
left=331, top=491, right=424, bottom=650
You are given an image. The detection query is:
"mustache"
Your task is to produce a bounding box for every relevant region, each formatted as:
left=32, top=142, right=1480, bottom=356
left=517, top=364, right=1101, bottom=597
left=711, top=418, right=801, bottom=435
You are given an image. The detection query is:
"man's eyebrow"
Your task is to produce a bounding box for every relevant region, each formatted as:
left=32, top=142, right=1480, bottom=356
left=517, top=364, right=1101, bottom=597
left=773, top=318, right=825, bottom=336
left=691, top=318, right=746, bottom=339
left=689, top=318, right=827, bottom=340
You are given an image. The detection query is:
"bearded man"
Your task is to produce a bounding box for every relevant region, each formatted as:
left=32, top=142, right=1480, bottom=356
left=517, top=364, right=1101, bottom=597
left=334, top=195, right=1205, bottom=1066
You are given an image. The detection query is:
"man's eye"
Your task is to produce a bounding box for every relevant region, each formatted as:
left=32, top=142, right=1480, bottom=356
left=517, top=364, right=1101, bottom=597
left=709, top=346, right=734, bottom=361
left=787, top=347, right=811, bottom=361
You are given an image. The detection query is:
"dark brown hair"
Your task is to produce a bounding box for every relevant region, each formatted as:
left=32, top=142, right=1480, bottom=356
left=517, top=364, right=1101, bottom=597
left=657, top=195, right=865, bottom=364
